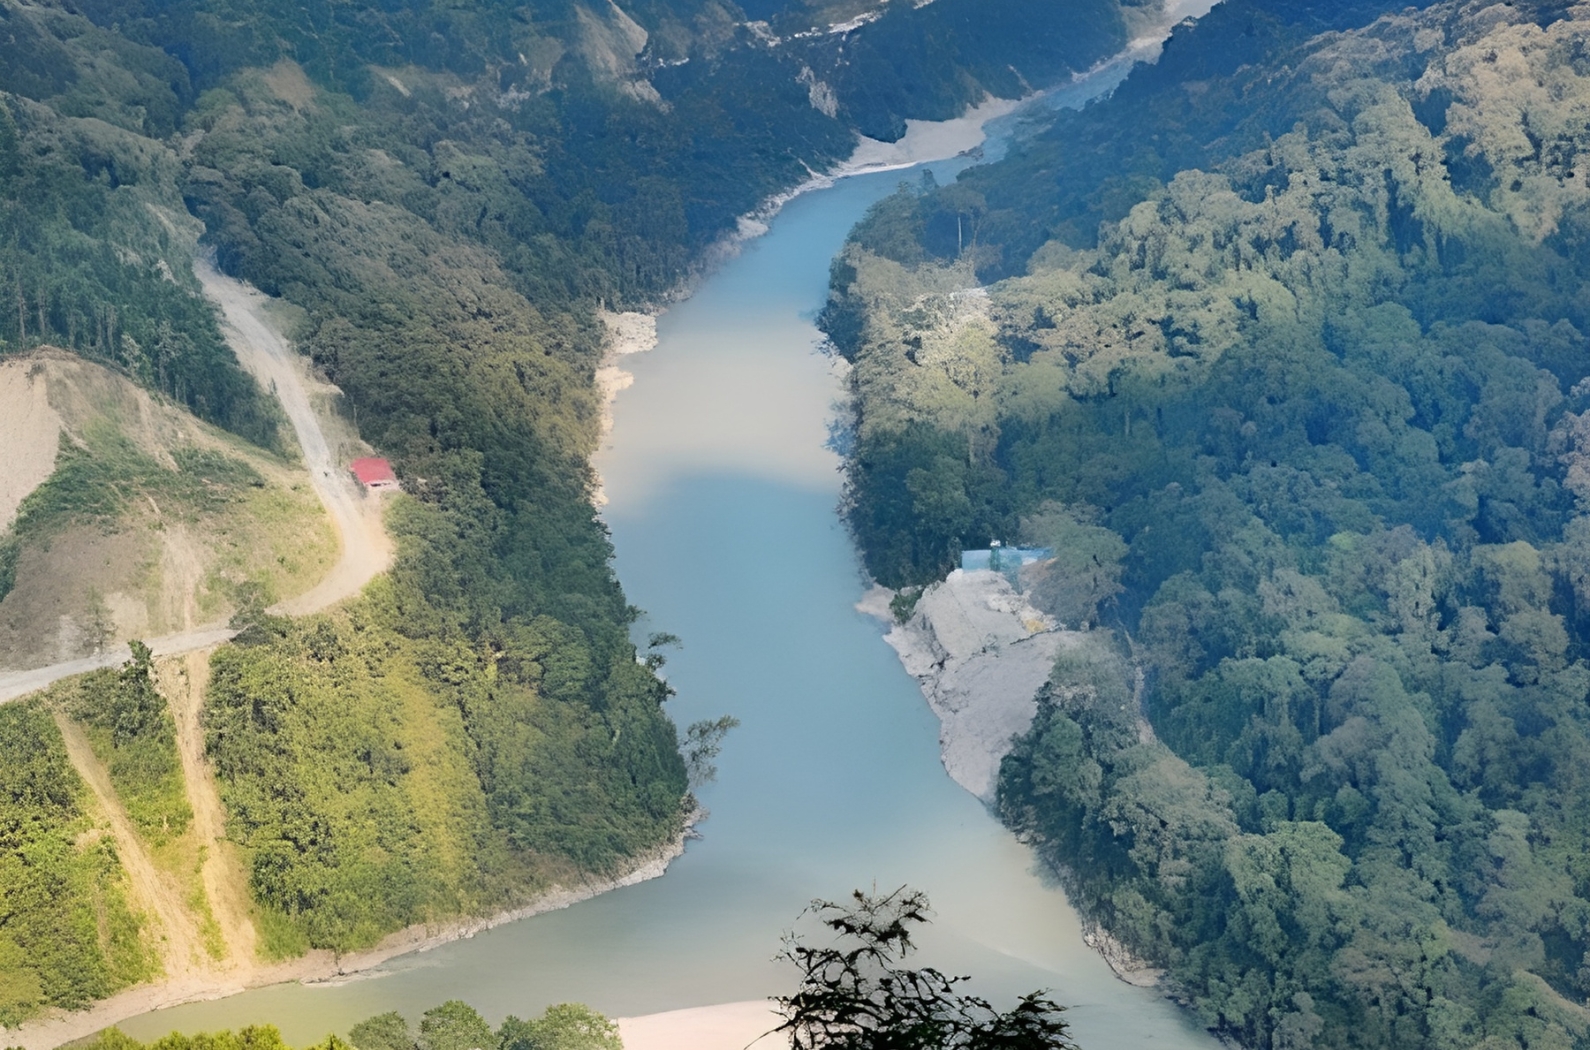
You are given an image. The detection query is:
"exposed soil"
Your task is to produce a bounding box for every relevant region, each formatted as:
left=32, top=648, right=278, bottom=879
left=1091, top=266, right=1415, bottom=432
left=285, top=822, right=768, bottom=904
left=194, top=258, right=393, bottom=616
left=0, top=350, right=336, bottom=677
left=0, top=358, right=62, bottom=529
left=54, top=713, right=208, bottom=980
left=0, top=527, right=151, bottom=671
left=159, top=650, right=258, bottom=966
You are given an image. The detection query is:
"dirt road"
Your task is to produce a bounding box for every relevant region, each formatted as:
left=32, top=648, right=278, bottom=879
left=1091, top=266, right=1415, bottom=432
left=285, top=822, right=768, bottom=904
left=0, top=261, right=392, bottom=704
left=193, top=256, right=392, bottom=616
left=0, top=626, right=235, bottom=704
left=161, top=649, right=259, bottom=964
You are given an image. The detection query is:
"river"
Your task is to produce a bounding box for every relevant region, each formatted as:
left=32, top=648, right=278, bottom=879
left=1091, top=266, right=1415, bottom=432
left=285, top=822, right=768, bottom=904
left=116, top=31, right=1220, bottom=1050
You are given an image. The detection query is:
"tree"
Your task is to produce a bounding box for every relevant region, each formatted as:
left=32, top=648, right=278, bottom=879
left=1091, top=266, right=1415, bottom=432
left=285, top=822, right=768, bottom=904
left=681, top=716, right=740, bottom=789
left=349, top=1013, right=417, bottom=1050
left=773, top=887, right=1079, bottom=1050
left=1018, top=503, right=1127, bottom=629
left=97, top=640, right=165, bottom=745
left=498, top=1004, right=622, bottom=1050
left=418, top=1002, right=494, bottom=1050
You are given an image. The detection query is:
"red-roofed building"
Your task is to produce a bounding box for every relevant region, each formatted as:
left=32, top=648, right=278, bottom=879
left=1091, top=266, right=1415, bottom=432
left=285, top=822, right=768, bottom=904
left=350, top=457, right=399, bottom=491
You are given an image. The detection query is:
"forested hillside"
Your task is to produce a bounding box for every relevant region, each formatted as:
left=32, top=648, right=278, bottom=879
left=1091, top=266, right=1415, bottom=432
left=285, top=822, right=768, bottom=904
left=0, top=0, right=1148, bottom=1028
left=0, top=6, right=280, bottom=446
left=825, top=1, right=1590, bottom=1047
left=0, top=699, right=150, bottom=1026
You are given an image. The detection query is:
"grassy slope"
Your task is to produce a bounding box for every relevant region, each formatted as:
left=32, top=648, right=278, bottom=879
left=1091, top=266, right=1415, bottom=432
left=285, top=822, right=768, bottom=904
left=0, top=699, right=153, bottom=1027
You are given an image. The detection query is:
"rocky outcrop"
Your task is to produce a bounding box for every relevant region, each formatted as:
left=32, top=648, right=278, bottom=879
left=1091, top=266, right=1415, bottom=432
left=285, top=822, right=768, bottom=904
left=1081, top=920, right=1166, bottom=988
left=872, top=570, right=1087, bottom=802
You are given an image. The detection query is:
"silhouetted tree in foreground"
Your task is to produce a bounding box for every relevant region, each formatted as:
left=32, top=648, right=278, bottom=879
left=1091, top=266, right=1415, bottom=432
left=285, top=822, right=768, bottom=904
left=773, top=887, right=1080, bottom=1050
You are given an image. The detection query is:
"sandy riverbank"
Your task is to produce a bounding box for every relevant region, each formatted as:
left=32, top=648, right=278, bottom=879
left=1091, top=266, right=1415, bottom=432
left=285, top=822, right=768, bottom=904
left=8, top=827, right=694, bottom=1050
left=593, top=310, right=661, bottom=506
left=617, top=1001, right=785, bottom=1050
left=863, top=575, right=1167, bottom=990
left=725, top=0, right=1218, bottom=254
left=725, top=92, right=1019, bottom=251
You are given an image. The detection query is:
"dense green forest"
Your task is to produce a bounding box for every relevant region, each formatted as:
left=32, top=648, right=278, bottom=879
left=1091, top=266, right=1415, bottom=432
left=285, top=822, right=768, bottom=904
left=0, top=699, right=151, bottom=1027
left=0, top=9, right=280, bottom=445
left=826, top=1, right=1590, bottom=1047
left=210, top=577, right=686, bottom=955
left=1, top=0, right=1150, bottom=1024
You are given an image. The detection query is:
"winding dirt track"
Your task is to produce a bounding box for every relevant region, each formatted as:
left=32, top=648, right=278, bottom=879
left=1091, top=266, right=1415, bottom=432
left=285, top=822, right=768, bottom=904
left=0, top=261, right=392, bottom=705
left=0, top=261, right=396, bottom=1045
left=161, top=649, right=259, bottom=964
left=193, top=257, right=392, bottom=617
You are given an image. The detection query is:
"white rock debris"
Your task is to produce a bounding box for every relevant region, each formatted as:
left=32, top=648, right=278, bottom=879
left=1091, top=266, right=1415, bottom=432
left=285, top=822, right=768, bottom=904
left=797, top=66, right=839, bottom=118
left=874, top=569, right=1087, bottom=802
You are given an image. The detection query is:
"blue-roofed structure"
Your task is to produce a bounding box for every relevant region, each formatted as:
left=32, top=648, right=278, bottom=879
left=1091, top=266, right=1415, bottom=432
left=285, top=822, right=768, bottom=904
left=961, top=542, right=1052, bottom=576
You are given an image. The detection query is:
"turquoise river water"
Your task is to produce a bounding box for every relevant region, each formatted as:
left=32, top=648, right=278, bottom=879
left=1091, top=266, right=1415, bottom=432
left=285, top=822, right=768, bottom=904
left=118, top=61, right=1221, bottom=1050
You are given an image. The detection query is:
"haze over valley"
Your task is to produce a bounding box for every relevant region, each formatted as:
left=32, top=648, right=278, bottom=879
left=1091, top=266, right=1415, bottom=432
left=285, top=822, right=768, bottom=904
left=5, top=2, right=1590, bottom=1050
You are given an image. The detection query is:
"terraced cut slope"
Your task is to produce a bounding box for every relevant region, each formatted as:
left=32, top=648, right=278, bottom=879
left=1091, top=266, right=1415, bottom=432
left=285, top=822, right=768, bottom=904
left=0, top=349, right=339, bottom=679
left=0, top=284, right=409, bottom=1038
left=1, top=273, right=691, bottom=1049
left=0, top=265, right=400, bottom=703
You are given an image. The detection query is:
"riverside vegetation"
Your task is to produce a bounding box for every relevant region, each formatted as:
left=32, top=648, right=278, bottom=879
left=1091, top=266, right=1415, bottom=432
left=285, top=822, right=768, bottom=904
left=824, top=1, right=1590, bottom=1047
left=47, top=999, right=623, bottom=1050
left=0, top=0, right=1151, bottom=1029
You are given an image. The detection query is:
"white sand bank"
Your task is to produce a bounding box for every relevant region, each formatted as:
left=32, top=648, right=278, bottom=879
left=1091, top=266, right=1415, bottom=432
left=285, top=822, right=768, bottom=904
left=840, top=94, right=1022, bottom=176
left=728, top=94, right=1017, bottom=248
left=593, top=310, right=660, bottom=506
left=865, top=575, right=1163, bottom=986
left=618, top=1001, right=785, bottom=1050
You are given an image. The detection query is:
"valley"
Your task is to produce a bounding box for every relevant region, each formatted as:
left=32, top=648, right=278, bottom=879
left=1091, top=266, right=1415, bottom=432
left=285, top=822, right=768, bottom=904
left=9, top=1, right=1590, bottom=1049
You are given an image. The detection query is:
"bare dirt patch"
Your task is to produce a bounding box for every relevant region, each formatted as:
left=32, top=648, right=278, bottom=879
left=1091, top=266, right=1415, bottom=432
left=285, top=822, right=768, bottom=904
left=0, top=527, right=150, bottom=670
left=158, top=651, right=258, bottom=967
left=261, top=60, right=316, bottom=111
left=0, top=357, right=63, bottom=529
left=54, top=712, right=207, bottom=980
left=0, top=351, right=336, bottom=673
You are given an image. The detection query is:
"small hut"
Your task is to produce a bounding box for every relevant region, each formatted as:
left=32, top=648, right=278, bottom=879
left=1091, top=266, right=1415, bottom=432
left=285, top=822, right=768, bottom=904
left=350, top=457, right=398, bottom=491
left=961, top=540, right=1051, bottom=575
